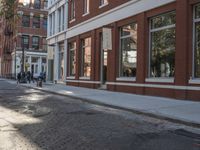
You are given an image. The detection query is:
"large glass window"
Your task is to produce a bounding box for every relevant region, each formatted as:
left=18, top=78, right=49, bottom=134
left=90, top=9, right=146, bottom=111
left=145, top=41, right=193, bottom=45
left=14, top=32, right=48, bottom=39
left=83, top=0, right=89, bottom=14
left=32, top=36, right=39, bottom=49
left=69, top=42, right=76, bottom=76
left=150, top=11, right=176, bottom=78
left=120, top=23, right=137, bottom=77
left=70, top=0, right=75, bottom=20
left=194, top=4, right=200, bottom=78
left=21, top=35, right=29, bottom=49
left=81, top=38, right=91, bottom=77
left=22, top=15, right=30, bottom=27
left=33, top=16, right=40, bottom=28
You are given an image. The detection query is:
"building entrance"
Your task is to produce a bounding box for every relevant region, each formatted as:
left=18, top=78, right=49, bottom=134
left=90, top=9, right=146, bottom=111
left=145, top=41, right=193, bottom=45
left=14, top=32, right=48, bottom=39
left=100, top=34, right=108, bottom=88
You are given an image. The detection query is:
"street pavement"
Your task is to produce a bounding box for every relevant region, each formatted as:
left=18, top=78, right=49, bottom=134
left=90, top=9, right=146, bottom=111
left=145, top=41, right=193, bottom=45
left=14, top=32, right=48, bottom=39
left=0, top=80, right=200, bottom=150
left=3, top=78, right=200, bottom=127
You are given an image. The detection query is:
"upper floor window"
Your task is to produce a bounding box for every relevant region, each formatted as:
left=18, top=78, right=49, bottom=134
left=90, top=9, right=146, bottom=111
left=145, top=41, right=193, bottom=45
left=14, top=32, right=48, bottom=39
left=119, top=23, right=137, bottom=77
left=33, top=16, right=40, bottom=28
left=58, top=8, right=62, bottom=32
left=42, top=37, right=47, bottom=51
left=83, top=0, right=89, bottom=15
left=43, top=0, right=48, bottom=9
left=32, top=36, right=39, bottom=49
left=43, top=18, right=47, bottom=30
left=100, top=0, right=108, bottom=7
left=34, top=0, right=41, bottom=9
left=194, top=4, right=200, bottom=78
left=81, top=37, right=91, bottom=77
left=21, top=35, right=29, bottom=49
left=149, top=11, right=176, bottom=78
left=22, top=15, right=30, bottom=27
left=70, top=0, right=75, bottom=20
left=20, top=0, right=30, bottom=7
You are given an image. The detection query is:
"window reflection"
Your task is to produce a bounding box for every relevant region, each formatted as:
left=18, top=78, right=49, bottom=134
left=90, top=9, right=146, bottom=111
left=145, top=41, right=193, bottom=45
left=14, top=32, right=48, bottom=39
left=120, top=23, right=137, bottom=77
left=81, top=38, right=91, bottom=77
left=150, top=11, right=176, bottom=78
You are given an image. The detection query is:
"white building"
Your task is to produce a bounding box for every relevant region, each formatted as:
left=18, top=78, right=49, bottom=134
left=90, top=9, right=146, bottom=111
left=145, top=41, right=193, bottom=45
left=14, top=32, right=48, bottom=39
left=47, top=0, right=67, bottom=83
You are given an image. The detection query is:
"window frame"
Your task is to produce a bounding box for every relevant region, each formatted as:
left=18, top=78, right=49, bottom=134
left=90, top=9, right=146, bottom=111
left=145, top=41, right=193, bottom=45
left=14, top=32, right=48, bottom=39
left=148, top=11, right=176, bottom=79
left=99, top=0, right=108, bottom=8
left=32, top=36, right=40, bottom=49
left=21, top=35, right=29, bottom=49
left=192, top=3, right=200, bottom=79
left=32, top=16, right=40, bottom=28
left=43, top=17, right=47, bottom=30
left=34, top=0, right=41, bottom=9
left=81, top=37, right=91, bottom=78
left=83, top=0, right=89, bottom=15
left=70, top=0, right=75, bottom=21
left=119, top=23, right=138, bottom=79
left=22, top=15, right=30, bottom=27
left=69, top=42, right=76, bottom=77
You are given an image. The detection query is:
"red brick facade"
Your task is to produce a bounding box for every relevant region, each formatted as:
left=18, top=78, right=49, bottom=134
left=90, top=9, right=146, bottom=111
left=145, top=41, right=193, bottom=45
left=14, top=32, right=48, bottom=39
left=0, top=0, right=47, bottom=78
left=66, top=0, right=200, bottom=101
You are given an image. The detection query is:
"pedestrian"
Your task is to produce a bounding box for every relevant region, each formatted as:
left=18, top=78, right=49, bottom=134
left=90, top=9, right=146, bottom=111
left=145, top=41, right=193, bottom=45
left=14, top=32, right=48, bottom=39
left=43, top=72, right=46, bottom=82
left=31, top=71, right=34, bottom=83
left=17, top=72, right=21, bottom=84
left=26, top=71, right=31, bottom=83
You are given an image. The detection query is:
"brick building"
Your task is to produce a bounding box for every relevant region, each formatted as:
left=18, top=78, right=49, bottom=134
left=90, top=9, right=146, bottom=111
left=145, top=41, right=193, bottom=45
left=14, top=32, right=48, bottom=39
left=62, top=0, right=200, bottom=101
left=0, top=0, right=48, bottom=78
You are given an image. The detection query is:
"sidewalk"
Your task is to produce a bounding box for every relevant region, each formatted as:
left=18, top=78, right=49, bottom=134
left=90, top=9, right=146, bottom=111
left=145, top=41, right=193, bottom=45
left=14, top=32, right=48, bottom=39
left=4, top=79, right=200, bottom=127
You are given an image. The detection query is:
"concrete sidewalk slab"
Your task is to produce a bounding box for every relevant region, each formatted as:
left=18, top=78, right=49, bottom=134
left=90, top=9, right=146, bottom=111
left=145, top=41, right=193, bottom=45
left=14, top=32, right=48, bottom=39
left=3, top=79, right=200, bottom=127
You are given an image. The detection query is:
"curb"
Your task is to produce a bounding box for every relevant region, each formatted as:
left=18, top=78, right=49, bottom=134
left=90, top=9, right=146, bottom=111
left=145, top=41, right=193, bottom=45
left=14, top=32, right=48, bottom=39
left=20, top=84, right=200, bottom=128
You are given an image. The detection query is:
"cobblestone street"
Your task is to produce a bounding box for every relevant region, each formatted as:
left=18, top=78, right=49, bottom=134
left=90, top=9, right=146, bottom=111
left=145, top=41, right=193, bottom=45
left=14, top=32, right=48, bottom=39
left=0, top=80, right=200, bottom=150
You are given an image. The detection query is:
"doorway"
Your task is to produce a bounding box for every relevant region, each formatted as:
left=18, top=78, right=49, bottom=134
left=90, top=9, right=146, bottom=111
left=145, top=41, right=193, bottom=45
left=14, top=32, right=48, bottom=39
left=100, top=34, right=108, bottom=88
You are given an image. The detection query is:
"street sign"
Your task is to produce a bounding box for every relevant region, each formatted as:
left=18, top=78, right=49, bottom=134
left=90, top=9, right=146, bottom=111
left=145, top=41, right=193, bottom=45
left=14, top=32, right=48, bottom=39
left=103, top=28, right=112, bottom=50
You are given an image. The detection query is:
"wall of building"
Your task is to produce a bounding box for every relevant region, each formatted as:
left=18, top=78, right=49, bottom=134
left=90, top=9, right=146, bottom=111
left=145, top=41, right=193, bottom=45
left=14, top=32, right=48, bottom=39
left=65, top=0, right=200, bottom=101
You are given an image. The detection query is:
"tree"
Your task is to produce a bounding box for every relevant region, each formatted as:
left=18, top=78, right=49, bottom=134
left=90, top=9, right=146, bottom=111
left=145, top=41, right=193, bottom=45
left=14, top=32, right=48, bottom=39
left=0, top=0, right=18, bottom=54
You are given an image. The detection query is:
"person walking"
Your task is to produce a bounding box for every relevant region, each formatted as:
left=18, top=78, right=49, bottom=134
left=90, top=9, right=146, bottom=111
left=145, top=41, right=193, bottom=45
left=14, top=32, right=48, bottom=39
left=17, top=72, right=21, bottom=84
left=26, top=71, right=31, bottom=83
left=31, top=71, right=34, bottom=83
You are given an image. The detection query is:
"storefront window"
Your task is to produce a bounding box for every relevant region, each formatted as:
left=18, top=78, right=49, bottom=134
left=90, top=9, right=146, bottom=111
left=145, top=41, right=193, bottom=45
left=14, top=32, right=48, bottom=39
left=81, top=38, right=91, bottom=77
left=150, top=11, right=176, bottom=78
left=120, top=23, right=137, bottom=77
left=69, top=42, right=76, bottom=76
left=194, top=4, right=200, bottom=78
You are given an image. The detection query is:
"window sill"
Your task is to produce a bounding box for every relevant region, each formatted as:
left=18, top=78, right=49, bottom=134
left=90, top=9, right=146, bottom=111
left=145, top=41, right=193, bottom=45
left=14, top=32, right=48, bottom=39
left=116, top=77, right=136, bottom=82
left=82, top=12, right=90, bottom=17
left=145, top=78, right=174, bottom=83
left=189, top=79, right=200, bottom=84
left=66, top=76, right=75, bottom=80
left=79, top=77, right=90, bottom=80
left=99, top=3, right=108, bottom=9
left=69, top=19, right=75, bottom=23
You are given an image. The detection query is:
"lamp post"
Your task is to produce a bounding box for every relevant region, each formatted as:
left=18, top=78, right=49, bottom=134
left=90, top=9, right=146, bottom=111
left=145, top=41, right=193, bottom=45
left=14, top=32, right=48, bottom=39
left=16, top=10, right=26, bottom=83
left=20, top=36, right=27, bottom=83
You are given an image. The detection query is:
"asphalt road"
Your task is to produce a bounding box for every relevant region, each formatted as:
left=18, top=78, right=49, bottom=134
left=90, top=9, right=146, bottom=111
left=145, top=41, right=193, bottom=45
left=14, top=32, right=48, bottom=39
left=0, top=80, right=200, bottom=150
